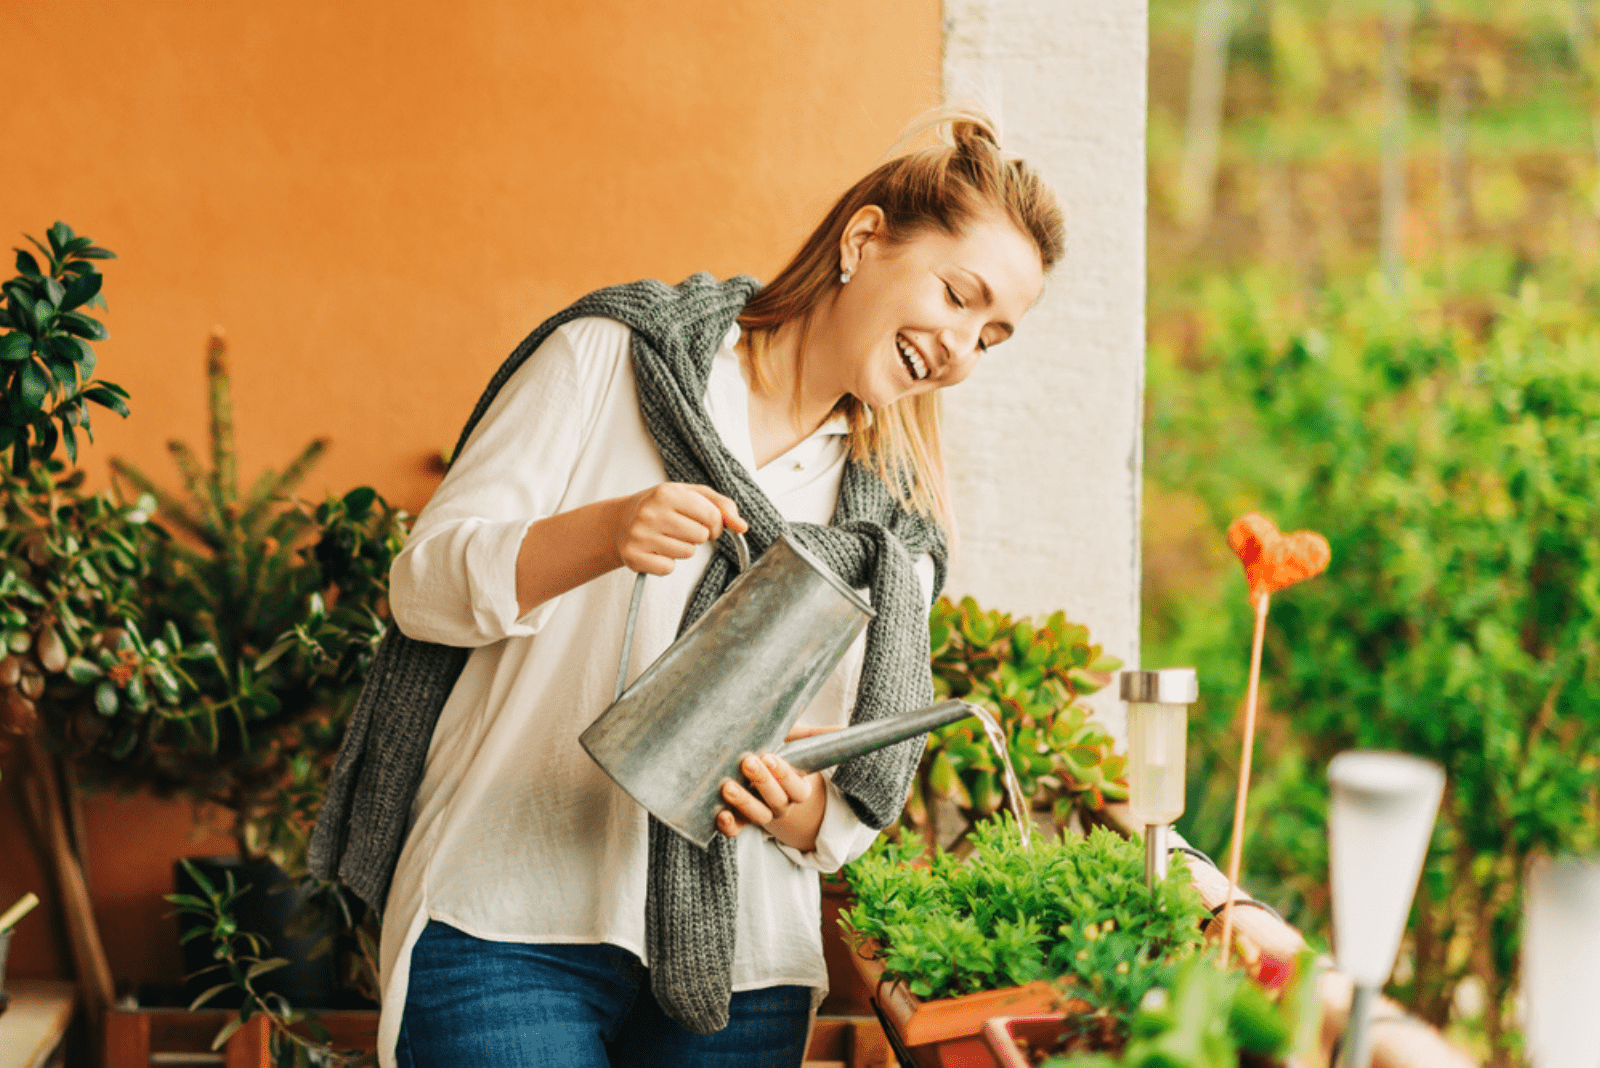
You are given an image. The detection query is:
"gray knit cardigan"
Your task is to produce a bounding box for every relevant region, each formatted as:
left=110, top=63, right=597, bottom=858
left=309, top=273, right=946, bottom=1032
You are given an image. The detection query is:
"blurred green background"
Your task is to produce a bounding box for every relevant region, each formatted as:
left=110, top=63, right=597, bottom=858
left=1143, top=1, right=1600, bottom=1063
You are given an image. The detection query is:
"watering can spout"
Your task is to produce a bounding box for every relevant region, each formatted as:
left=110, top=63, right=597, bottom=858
left=775, top=700, right=981, bottom=774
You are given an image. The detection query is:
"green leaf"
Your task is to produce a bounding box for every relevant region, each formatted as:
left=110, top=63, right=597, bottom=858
left=6, top=292, right=37, bottom=334
left=189, top=982, right=236, bottom=1012
left=77, top=246, right=117, bottom=261
left=47, top=222, right=73, bottom=257
left=67, top=655, right=105, bottom=683
left=13, top=250, right=42, bottom=278
left=94, top=680, right=119, bottom=716
left=43, top=276, right=65, bottom=307
left=19, top=361, right=51, bottom=410
left=59, top=271, right=102, bottom=312
left=210, top=1017, right=245, bottom=1051
left=84, top=386, right=130, bottom=417
left=0, top=332, right=31, bottom=362
left=58, top=311, right=107, bottom=341
left=246, top=957, right=290, bottom=982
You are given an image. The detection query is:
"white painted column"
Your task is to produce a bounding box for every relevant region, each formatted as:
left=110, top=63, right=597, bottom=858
left=941, top=0, right=1148, bottom=739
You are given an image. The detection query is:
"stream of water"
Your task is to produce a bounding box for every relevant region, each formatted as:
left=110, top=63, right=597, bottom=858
left=966, top=705, right=1032, bottom=849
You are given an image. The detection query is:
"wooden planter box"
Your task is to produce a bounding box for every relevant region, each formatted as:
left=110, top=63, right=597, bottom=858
left=848, top=944, right=1085, bottom=1068
left=103, top=1008, right=378, bottom=1068
left=981, top=1015, right=1065, bottom=1068
left=847, top=809, right=1480, bottom=1068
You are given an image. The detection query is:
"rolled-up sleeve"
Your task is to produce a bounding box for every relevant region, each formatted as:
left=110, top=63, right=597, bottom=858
left=389, top=319, right=627, bottom=647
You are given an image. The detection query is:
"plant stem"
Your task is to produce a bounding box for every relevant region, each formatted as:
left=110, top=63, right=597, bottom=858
left=1220, top=591, right=1269, bottom=967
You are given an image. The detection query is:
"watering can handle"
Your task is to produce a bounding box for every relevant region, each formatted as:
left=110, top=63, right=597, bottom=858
left=614, top=529, right=751, bottom=701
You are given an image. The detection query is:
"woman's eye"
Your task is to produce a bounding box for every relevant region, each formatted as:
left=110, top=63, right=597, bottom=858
left=944, top=283, right=965, bottom=309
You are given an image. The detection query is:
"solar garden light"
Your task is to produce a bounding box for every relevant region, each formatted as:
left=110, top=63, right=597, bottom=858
left=1327, top=751, right=1444, bottom=1068
left=1120, top=668, right=1198, bottom=888
left=1522, top=855, right=1600, bottom=1068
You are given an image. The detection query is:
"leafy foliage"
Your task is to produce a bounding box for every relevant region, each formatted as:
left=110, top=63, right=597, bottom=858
left=1146, top=274, right=1600, bottom=1055
left=166, top=859, right=375, bottom=1067
left=0, top=461, right=212, bottom=753
left=910, top=598, right=1126, bottom=845
left=840, top=820, right=1208, bottom=1023
left=1042, top=951, right=1322, bottom=1068
left=0, top=223, right=129, bottom=472
left=70, top=331, right=408, bottom=867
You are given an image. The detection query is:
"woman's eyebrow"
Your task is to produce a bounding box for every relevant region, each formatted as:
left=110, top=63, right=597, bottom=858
left=957, top=267, right=995, bottom=306
left=957, top=268, right=1014, bottom=337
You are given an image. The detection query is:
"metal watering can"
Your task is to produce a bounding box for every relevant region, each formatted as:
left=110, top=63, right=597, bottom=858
left=580, top=531, right=978, bottom=848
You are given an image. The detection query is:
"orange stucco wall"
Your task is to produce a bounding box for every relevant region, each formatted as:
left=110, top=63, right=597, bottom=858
left=1, top=0, right=941, bottom=987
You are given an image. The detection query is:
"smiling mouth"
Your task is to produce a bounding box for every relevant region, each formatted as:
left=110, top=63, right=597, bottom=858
left=896, top=334, right=929, bottom=381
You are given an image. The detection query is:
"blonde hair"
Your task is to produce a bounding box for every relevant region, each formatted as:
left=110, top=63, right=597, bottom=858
left=738, top=110, right=1065, bottom=534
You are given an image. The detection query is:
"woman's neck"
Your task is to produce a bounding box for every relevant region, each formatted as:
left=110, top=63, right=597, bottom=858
left=740, top=320, right=846, bottom=469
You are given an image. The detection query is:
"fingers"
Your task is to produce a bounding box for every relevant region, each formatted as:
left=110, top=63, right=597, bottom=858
left=617, top=483, right=746, bottom=575
left=688, top=485, right=749, bottom=535
left=717, top=754, right=814, bottom=838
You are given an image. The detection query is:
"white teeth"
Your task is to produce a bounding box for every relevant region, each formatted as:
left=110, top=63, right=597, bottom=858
left=896, top=335, right=929, bottom=381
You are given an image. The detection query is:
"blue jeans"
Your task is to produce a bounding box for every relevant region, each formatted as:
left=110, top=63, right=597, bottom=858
left=397, top=920, right=813, bottom=1068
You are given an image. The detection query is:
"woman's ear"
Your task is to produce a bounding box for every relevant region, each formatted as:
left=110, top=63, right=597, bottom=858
left=838, top=205, right=887, bottom=275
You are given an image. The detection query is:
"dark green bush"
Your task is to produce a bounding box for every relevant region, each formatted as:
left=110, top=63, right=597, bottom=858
left=1146, top=273, right=1600, bottom=1056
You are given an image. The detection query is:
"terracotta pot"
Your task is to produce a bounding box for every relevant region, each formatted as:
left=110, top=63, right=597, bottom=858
left=982, top=1015, right=1066, bottom=1068
left=848, top=940, right=1087, bottom=1068
left=819, top=877, right=877, bottom=1016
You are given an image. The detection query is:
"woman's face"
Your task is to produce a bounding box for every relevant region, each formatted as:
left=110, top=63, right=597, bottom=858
left=809, top=207, right=1046, bottom=409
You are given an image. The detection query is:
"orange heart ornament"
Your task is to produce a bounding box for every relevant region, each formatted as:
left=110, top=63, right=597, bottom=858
left=1227, top=513, right=1330, bottom=603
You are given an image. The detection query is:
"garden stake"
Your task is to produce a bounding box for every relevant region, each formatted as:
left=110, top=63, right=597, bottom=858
left=1219, top=590, right=1268, bottom=966
left=0, top=892, right=39, bottom=933
left=1220, top=513, right=1330, bottom=968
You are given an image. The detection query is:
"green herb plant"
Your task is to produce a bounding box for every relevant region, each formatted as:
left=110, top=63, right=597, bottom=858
left=841, top=820, right=1208, bottom=1032
left=911, top=597, right=1127, bottom=849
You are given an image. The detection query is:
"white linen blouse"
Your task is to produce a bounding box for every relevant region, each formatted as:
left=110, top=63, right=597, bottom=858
left=375, top=315, right=931, bottom=1067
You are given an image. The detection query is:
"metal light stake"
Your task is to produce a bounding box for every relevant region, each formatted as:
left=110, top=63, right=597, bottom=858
left=1327, top=751, right=1444, bottom=1068
left=1523, top=855, right=1600, bottom=1068
left=1121, top=669, right=1198, bottom=888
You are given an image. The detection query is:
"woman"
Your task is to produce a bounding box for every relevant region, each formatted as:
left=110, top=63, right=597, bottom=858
left=314, top=112, right=1064, bottom=1068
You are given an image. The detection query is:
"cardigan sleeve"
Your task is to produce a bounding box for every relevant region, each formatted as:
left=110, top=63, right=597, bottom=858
left=388, top=318, right=631, bottom=647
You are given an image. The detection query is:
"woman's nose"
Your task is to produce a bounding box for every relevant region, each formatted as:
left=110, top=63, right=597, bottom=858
left=937, top=326, right=983, bottom=368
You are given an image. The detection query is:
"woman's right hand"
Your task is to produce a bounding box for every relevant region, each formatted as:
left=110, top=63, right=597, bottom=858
left=615, top=483, right=748, bottom=575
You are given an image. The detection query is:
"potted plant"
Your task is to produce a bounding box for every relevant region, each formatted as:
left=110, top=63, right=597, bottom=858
left=0, top=223, right=218, bottom=1038
left=67, top=329, right=407, bottom=1010
left=823, top=599, right=1128, bottom=1015
left=914, top=597, right=1126, bottom=845
left=839, top=819, right=1212, bottom=1066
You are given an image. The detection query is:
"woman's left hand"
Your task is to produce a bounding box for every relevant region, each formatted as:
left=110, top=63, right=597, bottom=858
left=717, top=726, right=837, bottom=852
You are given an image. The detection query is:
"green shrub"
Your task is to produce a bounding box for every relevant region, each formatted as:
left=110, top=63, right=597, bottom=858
left=1145, top=272, right=1600, bottom=1057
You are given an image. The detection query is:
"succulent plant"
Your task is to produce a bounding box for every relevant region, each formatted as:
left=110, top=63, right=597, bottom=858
left=906, top=596, right=1127, bottom=847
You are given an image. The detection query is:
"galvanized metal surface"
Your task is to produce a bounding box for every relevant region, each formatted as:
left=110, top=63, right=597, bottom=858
left=580, top=533, right=875, bottom=848
left=776, top=699, right=980, bottom=774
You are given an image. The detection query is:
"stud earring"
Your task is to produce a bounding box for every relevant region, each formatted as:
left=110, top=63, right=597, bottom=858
left=839, top=268, right=852, bottom=284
